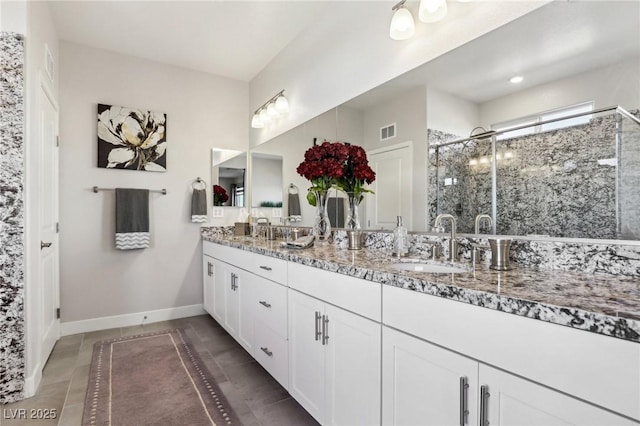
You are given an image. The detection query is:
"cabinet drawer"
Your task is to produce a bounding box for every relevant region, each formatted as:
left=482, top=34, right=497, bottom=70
left=383, top=285, right=640, bottom=421
left=288, top=262, right=381, bottom=322
left=252, top=275, right=288, bottom=339
left=203, top=241, right=252, bottom=266
left=254, top=322, right=289, bottom=390
left=250, top=253, right=287, bottom=284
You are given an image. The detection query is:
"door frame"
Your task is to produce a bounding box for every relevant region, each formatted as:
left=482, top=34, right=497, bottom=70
left=23, top=72, right=60, bottom=396
left=366, top=141, right=413, bottom=230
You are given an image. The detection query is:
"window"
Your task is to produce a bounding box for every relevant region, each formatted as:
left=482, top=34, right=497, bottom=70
left=492, top=102, right=594, bottom=140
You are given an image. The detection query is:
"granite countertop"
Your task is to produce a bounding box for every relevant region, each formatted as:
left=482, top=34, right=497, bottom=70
left=201, top=231, right=640, bottom=343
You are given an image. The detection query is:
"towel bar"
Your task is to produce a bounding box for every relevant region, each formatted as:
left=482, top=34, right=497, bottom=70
left=92, top=186, right=167, bottom=195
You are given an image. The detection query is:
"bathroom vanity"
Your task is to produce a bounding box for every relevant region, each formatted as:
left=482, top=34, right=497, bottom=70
left=201, top=231, right=640, bottom=425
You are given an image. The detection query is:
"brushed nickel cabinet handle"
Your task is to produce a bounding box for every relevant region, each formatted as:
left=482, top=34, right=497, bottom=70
left=260, top=347, right=273, bottom=357
left=459, top=376, right=469, bottom=426
left=207, top=262, right=213, bottom=277
left=41, top=241, right=52, bottom=250
left=259, top=301, right=272, bottom=308
left=322, top=315, right=329, bottom=345
left=314, top=311, right=322, bottom=341
left=480, top=385, right=490, bottom=426
left=259, top=265, right=273, bottom=271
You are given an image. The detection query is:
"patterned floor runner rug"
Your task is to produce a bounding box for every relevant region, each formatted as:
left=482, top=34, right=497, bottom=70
left=83, top=328, right=240, bottom=426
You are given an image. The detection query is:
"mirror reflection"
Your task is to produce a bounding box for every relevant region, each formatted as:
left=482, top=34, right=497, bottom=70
left=211, top=149, right=246, bottom=207
left=251, top=1, right=640, bottom=240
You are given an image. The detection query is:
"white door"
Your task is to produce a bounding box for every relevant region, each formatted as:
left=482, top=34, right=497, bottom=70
left=480, top=364, right=634, bottom=426
left=382, top=327, right=479, bottom=426
left=202, top=255, right=215, bottom=315
left=235, top=269, right=254, bottom=352
left=212, top=259, right=227, bottom=323
left=366, top=142, right=413, bottom=230
left=288, top=290, right=325, bottom=423
left=39, top=80, right=60, bottom=367
left=224, top=265, right=240, bottom=336
left=324, top=304, right=381, bottom=426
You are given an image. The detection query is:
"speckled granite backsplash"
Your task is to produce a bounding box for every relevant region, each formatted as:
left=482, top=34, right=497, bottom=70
left=0, top=32, right=25, bottom=404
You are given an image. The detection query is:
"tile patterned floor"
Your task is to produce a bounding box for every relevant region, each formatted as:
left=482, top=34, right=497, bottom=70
left=1, top=315, right=319, bottom=426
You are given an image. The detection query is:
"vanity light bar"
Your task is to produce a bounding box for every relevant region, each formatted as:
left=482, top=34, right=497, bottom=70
left=251, top=90, right=289, bottom=128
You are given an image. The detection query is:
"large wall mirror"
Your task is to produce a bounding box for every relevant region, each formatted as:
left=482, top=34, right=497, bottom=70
left=250, top=1, right=640, bottom=240
left=211, top=148, right=247, bottom=207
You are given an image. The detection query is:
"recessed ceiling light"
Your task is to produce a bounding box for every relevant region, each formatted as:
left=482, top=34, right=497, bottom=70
left=509, top=75, right=524, bottom=84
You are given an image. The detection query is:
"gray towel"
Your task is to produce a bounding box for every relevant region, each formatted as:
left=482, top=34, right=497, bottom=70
left=327, top=197, right=345, bottom=228
left=288, top=192, right=301, bottom=219
left=191, top=189, right=207, bottom=223
left=115, top=188, right=150, bottom=250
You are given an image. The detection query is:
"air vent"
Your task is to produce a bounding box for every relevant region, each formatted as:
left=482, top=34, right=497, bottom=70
left=380, top=123, right=396, bottom=141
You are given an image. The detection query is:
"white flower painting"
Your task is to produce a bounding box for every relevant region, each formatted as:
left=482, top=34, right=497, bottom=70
left=97, top=104, right=167, bottom=172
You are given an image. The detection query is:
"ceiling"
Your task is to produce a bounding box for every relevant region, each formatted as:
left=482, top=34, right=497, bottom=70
left=48, top=1, right=640, bottom=103
left=48, top=1, right=329, bottom=82
left=344, top=1, right=640, bottom=109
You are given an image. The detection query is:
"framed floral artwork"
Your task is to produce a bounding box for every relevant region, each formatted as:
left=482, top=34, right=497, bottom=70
left=97, top=103, right=167, bottom=172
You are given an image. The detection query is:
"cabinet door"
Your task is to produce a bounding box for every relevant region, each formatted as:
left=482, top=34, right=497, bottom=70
left=382, top=327, right=478, bottom=426
left=235, top=268, right=254, bottom=352
left=224, top=265, right=240, bottom=336
left=202, top=255, right=215, bottom=315
left=212, top=259, right=227, bottom=323
left=324, top=304, right=381, bottom=426
left=479, top=364, right=635, bottom=426
left=288, top=290, right=325, bottom=424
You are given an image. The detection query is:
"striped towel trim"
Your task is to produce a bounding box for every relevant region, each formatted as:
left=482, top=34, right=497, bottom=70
left=191, top=215, right=208, bottom=223
left=116, top=232, right=150, bottom=250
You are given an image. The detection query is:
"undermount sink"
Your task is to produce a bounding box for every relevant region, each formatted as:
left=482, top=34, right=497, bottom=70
left=391, top=262, right=468, bottom=274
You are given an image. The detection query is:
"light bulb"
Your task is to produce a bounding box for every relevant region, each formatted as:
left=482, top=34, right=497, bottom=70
left=259, top=109, right=270, bottom=124
left=267, top=102, right=278, bottom=118
left=275, top=95, right=289, bottom=114
left=390, top=6, right=415, bottom=40
left=419, top=0, right=447, bottom=23
left=251, top=113, right=263, bottom=129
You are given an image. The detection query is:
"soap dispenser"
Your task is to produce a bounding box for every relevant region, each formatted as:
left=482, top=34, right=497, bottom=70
left=392, top=216, right=409, bottom=257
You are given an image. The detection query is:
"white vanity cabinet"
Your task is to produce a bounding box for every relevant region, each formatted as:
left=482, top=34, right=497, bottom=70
left=382, top=285, right=640, bottom=425
left=202, top=241, right=289, bottom=389
left=202, top=254, right=215, bottom=315
left=383, top=326, right=634, bottom=426
left=382, top=326, right=479, bottom=426
left=288, top=263, right=382, bottom=426
left=211, top=258, right=254, bottom=352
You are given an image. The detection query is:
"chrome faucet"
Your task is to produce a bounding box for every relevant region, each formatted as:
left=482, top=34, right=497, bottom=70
left=434, top=214, right=457, bottom=261
left=474, top=214, right=493, bottom=234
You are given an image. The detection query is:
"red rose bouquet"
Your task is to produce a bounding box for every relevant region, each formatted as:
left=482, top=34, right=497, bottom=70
left=336, top=144, right=376, bottom=205
left=213, top=184, right=229, bottom=206
left=296, top=141, right=349, bottom=206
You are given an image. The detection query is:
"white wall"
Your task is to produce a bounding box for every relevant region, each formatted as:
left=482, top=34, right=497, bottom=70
left=249, top=1, right=548, bottom=148
left=0, top=0, right=27, bottom=33
left=426, top=86, right=480, bottom=137
left=480, top=57, right=640, bottom=126
left=362, top=88, right=428, bottom=230
left=58, top=42, right=248, bottom=323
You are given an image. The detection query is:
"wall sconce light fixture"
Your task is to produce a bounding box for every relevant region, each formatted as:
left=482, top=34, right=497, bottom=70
left=390, top=0, right=416, bottom=41
left=419, top=0, right=448, bottom=23
left=251, top=89, right=290, bottom=129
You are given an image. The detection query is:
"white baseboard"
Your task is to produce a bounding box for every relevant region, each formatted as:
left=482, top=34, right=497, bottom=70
left=60, top=304, right=206, bottom=336
left=23, top=362, right=42, bottom=398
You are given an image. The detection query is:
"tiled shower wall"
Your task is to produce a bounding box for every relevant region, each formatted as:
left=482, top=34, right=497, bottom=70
left=0, top=32, right=25, bottom=403
left=429, top=112, right=640, bottom=239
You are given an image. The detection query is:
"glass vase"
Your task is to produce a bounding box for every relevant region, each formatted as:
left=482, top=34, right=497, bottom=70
left=313, top=190, right=332, bottom=244
left=345, top=192, right=361, bottom=230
